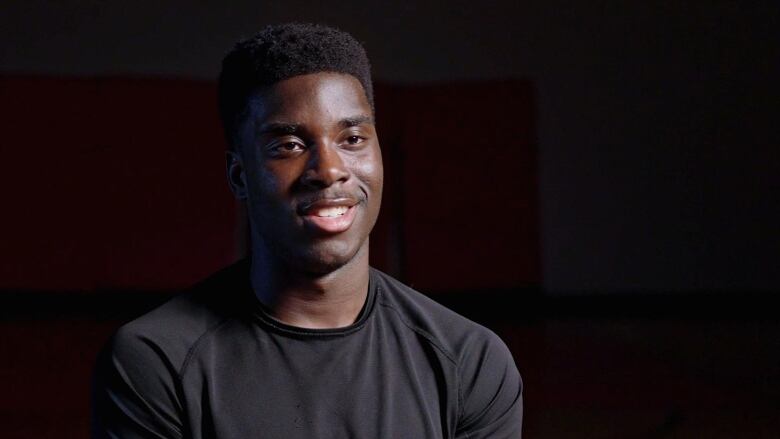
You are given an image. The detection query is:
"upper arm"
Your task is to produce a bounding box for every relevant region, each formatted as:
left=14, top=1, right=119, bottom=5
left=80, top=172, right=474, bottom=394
left=91, top=327, right=185, bottom=439
left=455, top=329, right=523, bottom=439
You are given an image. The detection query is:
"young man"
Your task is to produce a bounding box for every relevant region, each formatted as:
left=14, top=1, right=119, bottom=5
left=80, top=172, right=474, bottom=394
left=92, top=23, right=523, bottom=438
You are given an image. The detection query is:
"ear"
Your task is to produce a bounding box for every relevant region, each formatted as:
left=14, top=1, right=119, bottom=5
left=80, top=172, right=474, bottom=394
left=225, top=150, right=248, bottom=200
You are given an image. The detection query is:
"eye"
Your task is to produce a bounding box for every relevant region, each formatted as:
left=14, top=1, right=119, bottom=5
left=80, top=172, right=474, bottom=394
left=279, top=142, right=303, bottom=151
left=346, top=135, right=364, bottom=145
left=268, top=140, right=306, bottom=157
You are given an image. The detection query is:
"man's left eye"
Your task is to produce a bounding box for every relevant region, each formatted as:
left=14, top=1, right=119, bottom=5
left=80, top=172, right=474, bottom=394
left=346, top=135, right=363, bottom=145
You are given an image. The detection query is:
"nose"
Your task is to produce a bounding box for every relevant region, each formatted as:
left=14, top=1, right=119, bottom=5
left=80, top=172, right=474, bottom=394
left=300, top=142, right=350, bottom=188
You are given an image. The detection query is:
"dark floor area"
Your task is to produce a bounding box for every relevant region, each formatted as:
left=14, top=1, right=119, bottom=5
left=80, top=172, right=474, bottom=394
left=1, top=292, right=778, bottom=438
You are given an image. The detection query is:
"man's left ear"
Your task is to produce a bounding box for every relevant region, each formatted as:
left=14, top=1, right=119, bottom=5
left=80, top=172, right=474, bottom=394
left=225, top=150, right=248, bottom=200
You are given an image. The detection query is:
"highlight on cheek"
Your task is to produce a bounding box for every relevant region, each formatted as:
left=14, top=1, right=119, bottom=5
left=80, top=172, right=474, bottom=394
left=352, top=148, right=383, bottom=182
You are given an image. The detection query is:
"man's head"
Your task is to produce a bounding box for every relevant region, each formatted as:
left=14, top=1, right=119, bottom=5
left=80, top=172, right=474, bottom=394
left=219, top=23, right=374, bottom=151
left=220, top=24, right=383, bottom=276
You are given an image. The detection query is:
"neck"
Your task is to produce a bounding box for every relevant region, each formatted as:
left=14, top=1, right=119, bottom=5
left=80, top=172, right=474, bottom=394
left=249, top=242, right=371, bottom=329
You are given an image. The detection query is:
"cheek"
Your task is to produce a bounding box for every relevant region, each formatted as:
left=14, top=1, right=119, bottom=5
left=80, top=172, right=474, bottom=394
left=247, top=162, right=298, bottom=199
left=352, top=147, right=384, bottom=193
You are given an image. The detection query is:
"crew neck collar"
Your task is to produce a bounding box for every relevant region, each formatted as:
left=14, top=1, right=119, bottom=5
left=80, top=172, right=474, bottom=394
left=239, top=260, right=378, bottom=337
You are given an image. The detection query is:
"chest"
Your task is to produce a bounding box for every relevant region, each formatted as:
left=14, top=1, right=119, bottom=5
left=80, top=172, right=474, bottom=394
left=180, top=321, right=459, bottom=439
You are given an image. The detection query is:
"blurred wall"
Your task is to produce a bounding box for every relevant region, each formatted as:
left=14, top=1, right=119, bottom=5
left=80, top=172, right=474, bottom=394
left=1, top=1, right=778, bottom=293
left=0, top=77, right=539, bottom=291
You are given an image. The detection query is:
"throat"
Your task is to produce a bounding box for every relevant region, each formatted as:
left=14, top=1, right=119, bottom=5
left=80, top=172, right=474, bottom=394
left=266, top=289, right=369, bottom=329
left=248, top=248, right=371, bottom=329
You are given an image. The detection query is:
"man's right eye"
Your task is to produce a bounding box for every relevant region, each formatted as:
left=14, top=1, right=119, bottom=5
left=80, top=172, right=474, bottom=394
left=279, top=142, right=302, bottom=151
left=268, top=141, right=305, bottom=156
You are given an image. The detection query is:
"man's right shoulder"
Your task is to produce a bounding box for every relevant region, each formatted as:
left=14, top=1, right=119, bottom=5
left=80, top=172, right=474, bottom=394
left=91, top=261, right=249, bottom=439
left=106, top=259, right=249, bottom=373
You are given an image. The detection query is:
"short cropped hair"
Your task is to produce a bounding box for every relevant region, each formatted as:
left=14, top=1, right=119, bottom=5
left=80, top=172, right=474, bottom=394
left=218, top=23, right=374, bottom=150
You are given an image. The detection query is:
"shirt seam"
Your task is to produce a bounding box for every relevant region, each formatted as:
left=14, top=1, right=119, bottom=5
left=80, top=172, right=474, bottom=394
left=375, top=284, right=466, bottom=428
left=177, top=317, right=232, bottom=378
left=376, top=290, right=458, bottom=365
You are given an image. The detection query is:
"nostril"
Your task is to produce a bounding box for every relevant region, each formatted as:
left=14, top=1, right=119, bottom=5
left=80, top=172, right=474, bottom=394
left=301, top=169, right=329, bottom=188
left=301, top=145, right=350, bottom=187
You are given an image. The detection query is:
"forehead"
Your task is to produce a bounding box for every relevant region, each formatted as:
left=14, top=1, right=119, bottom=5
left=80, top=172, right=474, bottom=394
left=248, top=72, right=372, bottom=125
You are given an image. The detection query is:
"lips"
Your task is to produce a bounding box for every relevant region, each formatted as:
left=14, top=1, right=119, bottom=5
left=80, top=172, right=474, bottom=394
left=310, top=205, right=350, bottom=217
left=299, top=197, right=360, bottom=234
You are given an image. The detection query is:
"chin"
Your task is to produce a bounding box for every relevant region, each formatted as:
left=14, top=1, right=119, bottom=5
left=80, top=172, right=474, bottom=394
left=252, top=220, right=370, bottom=276
left=292, top=239, right=366, bottom=276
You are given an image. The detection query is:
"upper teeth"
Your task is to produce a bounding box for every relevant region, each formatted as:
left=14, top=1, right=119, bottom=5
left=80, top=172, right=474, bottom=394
left=314, top=206, right=348, bottom=217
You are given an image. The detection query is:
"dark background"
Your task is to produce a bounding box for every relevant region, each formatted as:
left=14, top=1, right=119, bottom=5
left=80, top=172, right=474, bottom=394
left=1, top=1, right=778, bottom=437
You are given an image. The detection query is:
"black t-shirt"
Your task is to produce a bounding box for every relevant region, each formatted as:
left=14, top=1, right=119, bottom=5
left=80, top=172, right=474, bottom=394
left=92, top=261, right=523, bottom=438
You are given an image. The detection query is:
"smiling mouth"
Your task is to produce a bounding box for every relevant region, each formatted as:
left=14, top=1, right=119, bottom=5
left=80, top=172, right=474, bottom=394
left=299, top=198, right=359, bottom=234
left=311, top=206, right=350, bottom=217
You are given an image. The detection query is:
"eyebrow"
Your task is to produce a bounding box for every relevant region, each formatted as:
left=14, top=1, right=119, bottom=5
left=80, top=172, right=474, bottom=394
left=256, top=115, right=374, bottom=136
left=256, top=122, right=300, bottom=136
left=339, top=115, right=374, bottom=128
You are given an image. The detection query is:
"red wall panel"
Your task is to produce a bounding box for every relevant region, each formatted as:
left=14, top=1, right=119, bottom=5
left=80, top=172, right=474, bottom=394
left=0, top=76, right=238, bottom=290
left=0, top=76, right=538, bottom=292
left=377, top=82, right=539, bottom=291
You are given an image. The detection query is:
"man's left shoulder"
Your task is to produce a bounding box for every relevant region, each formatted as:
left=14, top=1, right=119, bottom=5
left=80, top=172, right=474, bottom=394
left=370, top=268, right=512, bottom=363
left=370, top=268, right=523, bottom=437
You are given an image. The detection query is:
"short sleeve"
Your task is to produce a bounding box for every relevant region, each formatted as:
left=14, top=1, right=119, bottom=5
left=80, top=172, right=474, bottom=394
left=91, top=327, right=184, bottom=439
left=455, top=329, right=523, bottom=438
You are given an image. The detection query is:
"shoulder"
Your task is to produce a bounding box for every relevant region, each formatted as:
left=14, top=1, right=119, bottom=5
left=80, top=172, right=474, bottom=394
left=92, top=261, right=253, bottom=438
left=370, top=268, right=512, bottom=366
left=370, top=269, right=522, bottom=435
left=107, top=260, right=248, bottom=374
